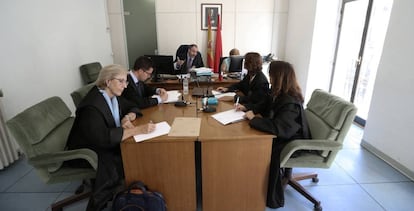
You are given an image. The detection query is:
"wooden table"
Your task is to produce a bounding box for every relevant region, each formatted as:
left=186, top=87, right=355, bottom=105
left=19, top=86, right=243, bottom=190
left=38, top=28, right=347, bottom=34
left=146, top=77, right=240, bottom=90
left=121, top=94, right=274, bottom=211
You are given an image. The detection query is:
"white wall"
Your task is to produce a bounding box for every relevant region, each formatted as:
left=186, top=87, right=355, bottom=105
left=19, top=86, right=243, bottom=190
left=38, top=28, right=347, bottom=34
left=154, top=0, right=287, bottom=60
left=0, top=0, right=114, bottom=119
left=284, top=0, right=317, bottom=97
left=363, top=0, right=414, bottom=178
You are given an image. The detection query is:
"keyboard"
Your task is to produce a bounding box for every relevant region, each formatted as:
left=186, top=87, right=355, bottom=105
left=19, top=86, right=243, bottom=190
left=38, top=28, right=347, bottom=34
left=227, top=72, right=241, bottom=79
left=158, top=74, right=178, bottom=80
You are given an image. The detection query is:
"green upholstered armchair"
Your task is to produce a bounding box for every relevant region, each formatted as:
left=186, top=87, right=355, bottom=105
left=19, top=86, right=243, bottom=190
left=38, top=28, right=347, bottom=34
left=79, top=62, right=102, bottom=85
left=280, top=89, right=357, bottom=211
left=6, top=96, right=97, bottom=211
left=70, top=83, right=95, bottom=107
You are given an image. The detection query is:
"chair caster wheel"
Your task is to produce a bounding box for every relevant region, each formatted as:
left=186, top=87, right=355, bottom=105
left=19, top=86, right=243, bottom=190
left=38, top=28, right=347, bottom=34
left=312, top=177, right=319, bottom=183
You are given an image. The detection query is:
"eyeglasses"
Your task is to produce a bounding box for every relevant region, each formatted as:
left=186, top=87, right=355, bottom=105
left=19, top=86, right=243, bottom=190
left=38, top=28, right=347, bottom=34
left=112, top=78, right=129, bottom=85
left=143, top=70, right=153, bottom=76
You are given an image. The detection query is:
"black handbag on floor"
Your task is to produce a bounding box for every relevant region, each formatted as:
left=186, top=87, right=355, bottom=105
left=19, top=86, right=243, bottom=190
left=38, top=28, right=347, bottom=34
left=112, top=181, right=167, bottom=211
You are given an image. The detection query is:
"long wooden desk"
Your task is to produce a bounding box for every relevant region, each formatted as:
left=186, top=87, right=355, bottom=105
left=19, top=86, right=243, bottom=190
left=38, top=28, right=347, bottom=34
left=146, top=77, right=240, bottom=90
left=121, top=93, right=274, bottom=211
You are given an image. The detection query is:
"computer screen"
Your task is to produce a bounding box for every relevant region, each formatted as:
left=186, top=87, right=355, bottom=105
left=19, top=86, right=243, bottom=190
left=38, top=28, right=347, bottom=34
left=228, top=56, right=244, bottom=72
left=145, top=55, right=174, bottom=75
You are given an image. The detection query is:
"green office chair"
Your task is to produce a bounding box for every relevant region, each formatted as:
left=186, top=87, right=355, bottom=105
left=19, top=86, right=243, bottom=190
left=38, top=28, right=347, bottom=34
left=6, top=96, right=97, bottom=211
left=79, top=62, right=102, bottom=85
left=280, top=89, right=357, bottom=211
left=70, top=83, right=95, bottom=107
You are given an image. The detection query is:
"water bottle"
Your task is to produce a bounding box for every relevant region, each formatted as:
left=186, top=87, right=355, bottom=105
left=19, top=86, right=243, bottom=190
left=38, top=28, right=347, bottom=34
left=183, top=76, right=189, bottom=95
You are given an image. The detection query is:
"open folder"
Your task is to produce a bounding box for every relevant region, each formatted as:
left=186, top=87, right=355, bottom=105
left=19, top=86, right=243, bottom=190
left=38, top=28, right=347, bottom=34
left=211, top=109, right=246, bottom=125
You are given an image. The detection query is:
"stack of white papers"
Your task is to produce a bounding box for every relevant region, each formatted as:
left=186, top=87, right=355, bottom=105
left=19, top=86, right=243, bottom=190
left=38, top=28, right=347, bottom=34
left=193, top=67, right=213, bottom=76
left=152, top=90, right=182, bottom=103
left=212, top=90, right=236, bottom=99
left=211, top=109, right=246, bottom=125
left=133, top=121, right=171, bottom=142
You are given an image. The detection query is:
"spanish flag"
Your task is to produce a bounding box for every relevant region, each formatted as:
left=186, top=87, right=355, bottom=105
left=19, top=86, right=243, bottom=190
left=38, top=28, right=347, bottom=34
left=206, top=12, right=214, bottom=68
left=213, top=14, right=222, bottom=73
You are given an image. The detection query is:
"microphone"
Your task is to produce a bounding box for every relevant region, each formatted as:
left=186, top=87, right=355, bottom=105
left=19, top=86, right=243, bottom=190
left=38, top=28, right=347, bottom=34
left=174, top=74, right=188, bottom=107
left=202, top=87, right=216, bottom=113
left=174, top=94, right=187, bottom=107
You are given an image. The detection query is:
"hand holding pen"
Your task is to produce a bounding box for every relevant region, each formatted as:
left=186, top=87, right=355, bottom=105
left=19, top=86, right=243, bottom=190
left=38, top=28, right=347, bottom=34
left=144, top=120, right=156, bottom=133
left=234, top=97, right=246, bottom=111
left=235, top=96, right=239, bottom=107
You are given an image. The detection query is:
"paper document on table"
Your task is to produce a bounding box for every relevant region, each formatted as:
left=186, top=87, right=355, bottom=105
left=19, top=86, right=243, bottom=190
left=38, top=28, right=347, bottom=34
left=133, top=121, right=171, bottom=142
left=211, top=109, right=246, bottom=125
left=163, top=90, right=182, bottom=103
left=168, top=117, right=201, bottom=136
left=193, top=67, right=213, bottom=76
left=212, top=90, right=236, bottom=99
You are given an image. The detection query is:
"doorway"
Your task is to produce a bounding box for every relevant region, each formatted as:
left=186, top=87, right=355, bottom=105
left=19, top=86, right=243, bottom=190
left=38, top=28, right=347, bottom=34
left=330, top=0, right=393, bottom=126
left=123, top=0, right=158, bottom=69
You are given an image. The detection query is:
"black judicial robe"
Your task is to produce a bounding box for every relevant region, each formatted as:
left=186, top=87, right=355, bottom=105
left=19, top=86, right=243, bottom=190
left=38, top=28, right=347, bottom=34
left=227, top=71, right=270, bottom=115
left=248, top=94, right=311, bottom=208
left=67, top=86, right=141, bottom=210
left=122, top=74, right=158, bottom=109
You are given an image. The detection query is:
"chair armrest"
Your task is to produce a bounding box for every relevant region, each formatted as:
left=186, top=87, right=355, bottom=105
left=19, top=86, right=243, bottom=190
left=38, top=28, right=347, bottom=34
left=29, top=148, right=98, bottom=170
left=280, top=139, right=342, bottom=165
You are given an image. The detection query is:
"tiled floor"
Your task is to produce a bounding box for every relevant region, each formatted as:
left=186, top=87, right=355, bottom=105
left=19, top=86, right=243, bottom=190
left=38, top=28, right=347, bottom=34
left=1, top=125, right=413, bottom=211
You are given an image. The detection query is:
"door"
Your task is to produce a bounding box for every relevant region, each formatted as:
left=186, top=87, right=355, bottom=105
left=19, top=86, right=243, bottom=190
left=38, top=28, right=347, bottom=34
left=123, top=0, right=157, bottom=68
left=330, top=0, right=392, bottom=126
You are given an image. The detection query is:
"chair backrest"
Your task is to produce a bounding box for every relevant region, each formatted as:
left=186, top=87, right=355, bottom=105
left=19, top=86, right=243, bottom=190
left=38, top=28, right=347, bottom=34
left=305, top=89, right=357, bottom=156
left=79, top=62, right=102, bottom=84
left=176, top=44, right=189, bottom=59
left=228, top=56, right=244, bottom=72
left=219, top=56, right=227, bottom=69
left=71, top=83, right=95, bottom=107
left=6, top=97, right=73, bottom=159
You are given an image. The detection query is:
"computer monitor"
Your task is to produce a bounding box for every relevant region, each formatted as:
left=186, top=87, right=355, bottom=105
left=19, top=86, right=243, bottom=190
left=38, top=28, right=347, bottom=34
left=145, top=55, right=174, bottom=81
left=228, top=56, right=244, bottom=72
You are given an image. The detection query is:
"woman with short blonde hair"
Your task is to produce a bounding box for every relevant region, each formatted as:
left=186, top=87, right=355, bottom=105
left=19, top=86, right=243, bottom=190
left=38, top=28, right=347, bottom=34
left=66, top=64, right=155, bottom=210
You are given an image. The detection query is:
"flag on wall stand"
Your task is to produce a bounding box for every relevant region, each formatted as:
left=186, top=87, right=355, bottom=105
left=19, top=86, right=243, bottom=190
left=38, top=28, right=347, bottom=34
left=214, top=14, right=222, bottom=74
left=207, top=13, right=214, bottom=68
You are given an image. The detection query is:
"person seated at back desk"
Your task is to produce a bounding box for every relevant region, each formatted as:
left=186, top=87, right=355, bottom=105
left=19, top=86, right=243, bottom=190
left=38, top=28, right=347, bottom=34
left=122, top=56, right=168, bottom=109
left=216, top=52, right=270, bottom=115
left=174, top=44, right=204, bottom=74
left=221, top=48, right=240, bottom=74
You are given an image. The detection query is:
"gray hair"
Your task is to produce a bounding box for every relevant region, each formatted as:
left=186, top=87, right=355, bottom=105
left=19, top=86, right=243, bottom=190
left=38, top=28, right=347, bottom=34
left=95, top=64, right=128, bottom=89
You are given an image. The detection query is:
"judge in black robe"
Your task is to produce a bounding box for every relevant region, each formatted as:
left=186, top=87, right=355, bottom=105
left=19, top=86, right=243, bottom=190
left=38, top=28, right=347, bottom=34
left=244, top=61, right=311, bottom=209
left=66, top=64, right=155, bottom=210
left=217, top=52, right=270, bottom=115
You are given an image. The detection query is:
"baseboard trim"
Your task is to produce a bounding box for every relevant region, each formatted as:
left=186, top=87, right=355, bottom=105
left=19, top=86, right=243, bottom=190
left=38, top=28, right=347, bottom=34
left=361, top=139, right=414, bottom=181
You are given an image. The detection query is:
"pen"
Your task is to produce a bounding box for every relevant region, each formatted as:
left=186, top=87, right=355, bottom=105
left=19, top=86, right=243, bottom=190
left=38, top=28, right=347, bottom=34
left=235, top=96, right=239, bottom=107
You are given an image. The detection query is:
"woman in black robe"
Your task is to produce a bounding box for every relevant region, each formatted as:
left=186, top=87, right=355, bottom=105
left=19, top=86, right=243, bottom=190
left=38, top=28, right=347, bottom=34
left=244, top=60, right=311, bottom=208
left=217, top=52, right=270, bottom=115
left=66, top=64, right=156, bottom=210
